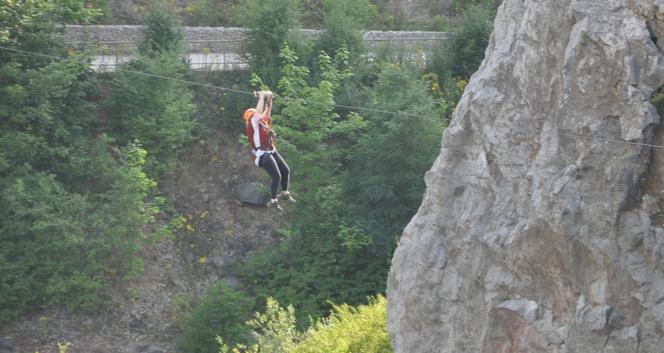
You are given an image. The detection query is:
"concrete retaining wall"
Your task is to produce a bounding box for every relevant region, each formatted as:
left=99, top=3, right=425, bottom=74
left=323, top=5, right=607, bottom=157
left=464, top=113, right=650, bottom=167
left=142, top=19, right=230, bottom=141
left=63, top=25, right=446, bottom=71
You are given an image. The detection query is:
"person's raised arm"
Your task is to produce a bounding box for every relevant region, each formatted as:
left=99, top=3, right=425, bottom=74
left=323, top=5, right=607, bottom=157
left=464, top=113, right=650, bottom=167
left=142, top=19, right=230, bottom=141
left=264, top=93, right=273, bottom=119
left=254, top=91, right=266, bottom=115
left=251, top=91, right=271, bottom=150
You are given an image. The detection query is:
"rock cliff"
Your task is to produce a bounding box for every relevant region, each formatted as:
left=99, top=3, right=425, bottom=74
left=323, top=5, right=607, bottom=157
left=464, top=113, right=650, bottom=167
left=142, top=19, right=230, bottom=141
left=387, top=1, right=664, bottom=352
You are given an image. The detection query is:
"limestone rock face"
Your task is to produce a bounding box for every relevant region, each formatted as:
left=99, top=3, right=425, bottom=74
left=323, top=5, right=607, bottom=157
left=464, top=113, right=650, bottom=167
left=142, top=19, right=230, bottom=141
left=387, top=1, right=664, bottom=352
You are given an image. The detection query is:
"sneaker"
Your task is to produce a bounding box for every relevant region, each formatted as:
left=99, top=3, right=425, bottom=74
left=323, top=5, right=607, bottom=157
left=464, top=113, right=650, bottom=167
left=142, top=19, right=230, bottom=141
left=267, top=198, right=283, bottom=211
left=279, top=191, right=296, bottom=203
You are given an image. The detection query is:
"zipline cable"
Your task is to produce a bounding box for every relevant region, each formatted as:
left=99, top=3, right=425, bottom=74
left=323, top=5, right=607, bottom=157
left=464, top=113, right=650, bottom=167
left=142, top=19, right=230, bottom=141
left=3, top=44, right=664, bottom=150
left=0, top=45, right=425, bottom=118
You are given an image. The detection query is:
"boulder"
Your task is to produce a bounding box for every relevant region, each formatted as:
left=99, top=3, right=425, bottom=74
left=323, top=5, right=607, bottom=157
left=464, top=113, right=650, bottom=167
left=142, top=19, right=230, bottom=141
left=235, top=182, right=269, bottom=206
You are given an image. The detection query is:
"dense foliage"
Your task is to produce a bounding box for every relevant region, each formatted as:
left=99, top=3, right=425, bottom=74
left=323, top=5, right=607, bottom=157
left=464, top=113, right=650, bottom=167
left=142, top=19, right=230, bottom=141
left=0, top=0, right=159, bottom=322
left=431, top=4, right=494, bottom=87
left=105, top=1, right=197, bottom=176
left=232, top=0, right=303, bottom=88
left=290, top=296, right=390, bottom=353
left=219, top=296, right=390, bottom=353
left=1, top=0, right=496, bottom=351
left=238, top=45, right=444, bottom=325
left=313, top=0, right=374, bottom=63
left=177, top=284, right=255, bottom=353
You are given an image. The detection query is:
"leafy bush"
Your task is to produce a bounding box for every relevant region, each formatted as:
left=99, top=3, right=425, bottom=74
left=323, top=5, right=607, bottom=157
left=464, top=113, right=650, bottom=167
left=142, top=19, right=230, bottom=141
left=105, top=0, right=196, bottom=175
left=368, top=0, right=411, bottom=30
left=291, top=296, right=390, bottom=353
left=0, top=142, right=157, bottom=322
left=105, top=53, right=197, bottom=175
left=138, top=0, right=183, bottom=56
left=0, top=0, right=162, bottom=322
left=314, top=0, right=375, bottom=63
left=183, top=0, right=239, bottom=27
left=232, top=0, right=305, bottom=88
left=86, top=0, right=113, bottom=23
left=0, top=0, right=100, bottom=47
left=344, top=64, right=444, bottom=256
left=178, top=283, right=255, bottom=353
left=651, top=86, right=664, bottom=116
left=219, top=296, right=390, bottom=353
left=219, top=297, right=302, bottom=353
left=431, top=4, right=494, bottom=82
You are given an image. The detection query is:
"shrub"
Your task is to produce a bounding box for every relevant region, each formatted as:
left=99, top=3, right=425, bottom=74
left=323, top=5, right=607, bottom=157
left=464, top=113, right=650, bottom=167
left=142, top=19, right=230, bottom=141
left=219, top=296, right=391, bottom=353
left=314, top=0, right=375, bottom=63
left=0, top=0, right=158, bottom=321
left=651, top=86, right=664, bottom=116
left=104, top=53, right=197, bottom=175
left=219, top=297, right=302, bottom=353
left=447, top=0, right=501, bottom=16
left=232, top=0, right=304, bottom=88
left=0, top=142, right=157, bottom=322
left=138, top=0, right=183, bottom=56
left=345, top=64, right=443, bottom=253
left=87, top=0, right=113, bottom=23
left=105, top=0, right=197, bottom=176
left=291, top=296, right=390, bottom=353
left=431, top=4, right=494, bottom=82
left=178, top=283, right=255, bottom=353
left=183, top=0, right=239, bottom=27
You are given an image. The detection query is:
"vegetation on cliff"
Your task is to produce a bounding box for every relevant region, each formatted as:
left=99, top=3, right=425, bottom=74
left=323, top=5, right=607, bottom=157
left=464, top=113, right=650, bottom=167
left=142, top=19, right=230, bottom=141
left=0, top=0, right=495, bottom=350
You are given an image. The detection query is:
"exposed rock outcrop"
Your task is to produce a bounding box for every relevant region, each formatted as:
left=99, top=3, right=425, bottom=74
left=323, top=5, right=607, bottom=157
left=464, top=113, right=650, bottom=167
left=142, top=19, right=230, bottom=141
left=387, top=1, right=664, bottom=352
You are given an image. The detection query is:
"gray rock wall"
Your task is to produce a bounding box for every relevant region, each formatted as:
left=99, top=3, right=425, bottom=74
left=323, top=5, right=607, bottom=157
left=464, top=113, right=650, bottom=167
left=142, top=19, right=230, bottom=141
left=387, top=1, right=664, bottom=352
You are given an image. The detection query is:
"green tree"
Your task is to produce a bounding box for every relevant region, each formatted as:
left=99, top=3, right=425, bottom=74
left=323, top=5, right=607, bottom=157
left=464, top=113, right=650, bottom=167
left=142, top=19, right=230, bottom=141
left=345, top=64, right=443, bottom=257
left=240, top=63, right=443, bottom=326
left=233, top=0, right=305, bottom=88
left=314, top=0, right=375, bottom=63
left=431, top=4, right=494, bottom=82
left=138, top=0, right=183, bottom=55
left=0, top=0, right=100, bottom=48
left=0, top=0, right=160, bottom=322
left=271, top=44, right=354, bottom=211
left=0, top=142, right=157, bottom=322
left=105, top=0, right=196, bottom=175
left=178, top=283, right=255, bottom=353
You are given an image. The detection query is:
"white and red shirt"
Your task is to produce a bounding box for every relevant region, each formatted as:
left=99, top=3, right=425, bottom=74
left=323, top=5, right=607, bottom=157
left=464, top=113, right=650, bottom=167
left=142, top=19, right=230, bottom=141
left=246, top=102, right=276, bottom=166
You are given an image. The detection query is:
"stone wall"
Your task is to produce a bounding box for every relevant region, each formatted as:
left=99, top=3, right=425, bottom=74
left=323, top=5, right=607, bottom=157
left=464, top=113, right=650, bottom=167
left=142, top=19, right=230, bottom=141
left=63, top=25, right=446, bottom=54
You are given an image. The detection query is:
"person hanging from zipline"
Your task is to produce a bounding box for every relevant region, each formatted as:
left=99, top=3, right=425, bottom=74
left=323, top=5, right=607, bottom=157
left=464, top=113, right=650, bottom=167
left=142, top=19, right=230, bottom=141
left=243, top=90, right=295, bottom=211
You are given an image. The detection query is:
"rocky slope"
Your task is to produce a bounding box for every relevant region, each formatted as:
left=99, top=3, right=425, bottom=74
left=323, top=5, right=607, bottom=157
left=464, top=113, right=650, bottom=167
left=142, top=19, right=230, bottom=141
left=388, top=1, right=664, bottom=352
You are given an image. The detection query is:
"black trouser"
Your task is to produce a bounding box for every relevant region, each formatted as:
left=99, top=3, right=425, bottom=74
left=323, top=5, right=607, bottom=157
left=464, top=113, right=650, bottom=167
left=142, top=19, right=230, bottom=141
left=259, top=151, right=290, bottom=199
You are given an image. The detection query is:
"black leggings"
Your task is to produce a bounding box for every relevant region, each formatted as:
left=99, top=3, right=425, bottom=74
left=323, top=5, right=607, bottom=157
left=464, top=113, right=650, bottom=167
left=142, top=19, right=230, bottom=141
left=259, top=151, right=290, bottom=199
